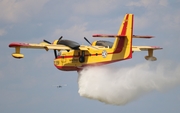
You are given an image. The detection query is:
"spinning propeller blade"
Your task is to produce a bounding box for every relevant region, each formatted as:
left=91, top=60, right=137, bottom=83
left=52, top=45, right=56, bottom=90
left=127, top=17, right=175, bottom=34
left=84, top=37, right=98, bottom=50
left=57, top=36, right=63, bottom=44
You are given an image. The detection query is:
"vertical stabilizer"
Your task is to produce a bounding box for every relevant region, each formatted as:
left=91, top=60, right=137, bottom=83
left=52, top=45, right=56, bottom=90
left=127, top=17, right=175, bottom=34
left=112, top=14, right=133, bottom=59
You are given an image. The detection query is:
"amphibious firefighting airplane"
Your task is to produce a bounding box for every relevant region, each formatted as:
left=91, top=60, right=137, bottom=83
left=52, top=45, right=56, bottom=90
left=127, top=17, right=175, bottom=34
left=9, top=14, right=162, bottom=71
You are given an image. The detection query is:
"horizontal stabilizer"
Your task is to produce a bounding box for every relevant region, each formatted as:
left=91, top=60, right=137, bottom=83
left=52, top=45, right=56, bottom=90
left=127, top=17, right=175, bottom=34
left=133, top=35, right=153, bottom=38
left=93, top=34, right=153, bottom=39
left=93, top=34, right=126, bottom=38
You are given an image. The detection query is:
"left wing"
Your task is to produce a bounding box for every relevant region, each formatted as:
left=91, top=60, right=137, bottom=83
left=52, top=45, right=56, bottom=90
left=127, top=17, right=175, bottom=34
left=9, top=42, right=71, bottom=50
left=9, top=42, right=98, bottom=59
left=9, top=42, right=72, bottom=59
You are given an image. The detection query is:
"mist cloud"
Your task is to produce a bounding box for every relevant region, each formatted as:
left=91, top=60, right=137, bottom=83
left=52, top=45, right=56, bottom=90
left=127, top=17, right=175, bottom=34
left=78, top=62, right=180, bottom=105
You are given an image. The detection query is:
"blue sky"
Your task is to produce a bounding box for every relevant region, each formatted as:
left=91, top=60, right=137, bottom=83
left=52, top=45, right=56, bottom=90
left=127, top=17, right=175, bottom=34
left=1, top=0, right=180, bottom=113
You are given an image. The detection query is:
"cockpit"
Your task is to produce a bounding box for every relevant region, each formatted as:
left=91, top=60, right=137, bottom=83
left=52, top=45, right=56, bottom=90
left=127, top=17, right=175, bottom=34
left=57, top=39, right=80, bottom=49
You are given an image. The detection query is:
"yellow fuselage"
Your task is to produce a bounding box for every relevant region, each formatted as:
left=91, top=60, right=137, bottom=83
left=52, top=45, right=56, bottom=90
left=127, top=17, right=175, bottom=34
left=54, top=42, right=131, bottom=71
left=54, top=14, right=134, bottom=71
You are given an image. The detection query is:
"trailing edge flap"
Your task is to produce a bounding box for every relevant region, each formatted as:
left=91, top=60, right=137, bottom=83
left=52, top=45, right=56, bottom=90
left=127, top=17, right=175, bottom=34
left=132, top=46, right=162, bottom=51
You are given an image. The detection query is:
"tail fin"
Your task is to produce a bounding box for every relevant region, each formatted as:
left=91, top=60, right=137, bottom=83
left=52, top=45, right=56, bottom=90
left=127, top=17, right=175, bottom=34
left=112, top=14, right=133, bottom=59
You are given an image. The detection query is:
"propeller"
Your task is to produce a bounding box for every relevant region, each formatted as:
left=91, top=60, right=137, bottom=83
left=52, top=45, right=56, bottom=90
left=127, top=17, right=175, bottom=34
left=84, top=37, right=98, bottom=50
left=43, top=39, right=51, bottom=44
left=57, top=36, right=63, bottom=44
left=43, top=36, right=63, bottom=58
left=84, top=37, right=92, bottom=45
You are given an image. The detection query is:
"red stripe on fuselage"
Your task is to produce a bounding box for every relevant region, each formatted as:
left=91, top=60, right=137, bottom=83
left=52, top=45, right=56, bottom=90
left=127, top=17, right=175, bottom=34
left=57, top=52, right=114, bottom=59
left=55, top=58, right=126, bottom=71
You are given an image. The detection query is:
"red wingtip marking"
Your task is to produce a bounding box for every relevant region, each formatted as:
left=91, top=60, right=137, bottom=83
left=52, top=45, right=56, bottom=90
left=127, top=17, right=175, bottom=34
left=151, top=46, right=163, bottom=49
left=9, top=42, right=29, bottom=47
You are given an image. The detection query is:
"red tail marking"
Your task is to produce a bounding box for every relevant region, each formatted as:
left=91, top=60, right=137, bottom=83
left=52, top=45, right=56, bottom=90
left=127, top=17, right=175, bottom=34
left=114, top=14, right=129, bottom=53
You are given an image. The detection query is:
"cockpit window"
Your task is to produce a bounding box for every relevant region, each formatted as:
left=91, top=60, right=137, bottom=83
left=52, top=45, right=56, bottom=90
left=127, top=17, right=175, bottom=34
left=57, top=40, right=80, bottom=49
left=57, top=50, right=66, bottom=56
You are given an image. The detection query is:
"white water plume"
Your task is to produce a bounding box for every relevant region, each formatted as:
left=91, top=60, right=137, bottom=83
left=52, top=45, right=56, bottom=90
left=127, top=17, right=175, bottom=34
left=78, top=62, right=180, bottom=105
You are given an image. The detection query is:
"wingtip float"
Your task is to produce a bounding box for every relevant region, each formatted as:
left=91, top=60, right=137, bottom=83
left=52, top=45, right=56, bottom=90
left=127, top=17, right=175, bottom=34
left=9, top=14, right=162, bottom=71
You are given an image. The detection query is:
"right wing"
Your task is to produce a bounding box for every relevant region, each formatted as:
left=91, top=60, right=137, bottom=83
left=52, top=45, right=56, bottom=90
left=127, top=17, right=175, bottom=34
left=132, top=46, right=162, bottom=61
left=9, top=42, right=71, bottom=50
left=132, top=46, right=162, bottom=51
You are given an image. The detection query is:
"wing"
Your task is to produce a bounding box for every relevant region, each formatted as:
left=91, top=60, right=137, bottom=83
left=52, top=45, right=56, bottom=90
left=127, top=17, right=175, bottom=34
left=9, top=42, right=97, bottom=51
left=132, top=46, right=162, bottom=61
left=9, top=42, right=71, bottom=50
left=132, top=46, right=162, bottom=51
left=9, top=42, right=72, bottom=59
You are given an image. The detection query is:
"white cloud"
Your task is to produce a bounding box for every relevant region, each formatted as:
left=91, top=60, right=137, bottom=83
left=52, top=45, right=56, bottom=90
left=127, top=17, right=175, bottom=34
left=0, top=29, right=7, bottom=36
left=134, top=15, right=150, bottom=30
left=161, top=12, right=180, bottom=31
left=51, top=23, right=105, bottom=42
left=0, top=0, right=49, bottom=23
left=126, top=0, right=180, bottom=31
left=52, top=23, right=88, bottom=38
left=159, top=0, right=168, bottom=6
left=127, top=0, right=168, bottom=8
left=73, top=0, right=120, bottom=15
